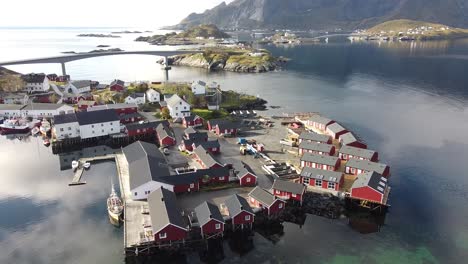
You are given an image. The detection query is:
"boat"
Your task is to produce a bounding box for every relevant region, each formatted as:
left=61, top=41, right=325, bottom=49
left=71, top=160, right=79, bottom=170
left=107, top=185, right=123, bottom=223
left=43, top=138, right=50, bottom=147
left=31, top=127, right=40, bottom=136
left=83, top=162, right=91, bottom=169
left=0, top=119, right=30, bottom=134
left=39, top=119, right=51, bottom=136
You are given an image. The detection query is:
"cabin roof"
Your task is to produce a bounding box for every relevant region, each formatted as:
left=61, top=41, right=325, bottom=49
left=194, top=145, right=222, bottom=168
left=298, top=141, right=334, bottom=153
left=248, top=187, right=278, bottom=207
left=75, top=109, right=119, bottom=125
left=346, top=159, right=388, bottom=175
left=53, top=113, right=78, bottom=124
left=351, top=171, right=387, bottom=194
left=300, top=152, right=339, bottom=166
left=339, top=145, right=376, bottom=159
left=224, top=194, right=254, bottom=217
left=194, top=201, right=224, bottom=226
left=298, top=131, right=330, bottom=142
left=308, top=115, right=334, bottom=125
left=148, top=187, right=186, bottom=234
left=272, top=179, right=306, bottom=195
left=122, top=141, right=171, bottom=190
left=326, top=122, right=347, bottom=133
left=300, top=167, right=343, bottom=183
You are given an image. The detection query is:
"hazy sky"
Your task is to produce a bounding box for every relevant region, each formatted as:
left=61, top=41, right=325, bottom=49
left=1, top=0, right=232, bottom=28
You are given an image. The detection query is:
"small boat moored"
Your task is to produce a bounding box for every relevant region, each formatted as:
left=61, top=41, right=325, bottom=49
left=83, top=162, right=91, bottom=169
left=31, top=127, right=40, bottom=136
left=71, top=160, right=79, bottom=170
left=43, top=138, right=50, bottom=147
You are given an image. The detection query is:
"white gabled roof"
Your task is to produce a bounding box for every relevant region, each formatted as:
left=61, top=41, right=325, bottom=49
left=166, top=94, right=189, bottom=108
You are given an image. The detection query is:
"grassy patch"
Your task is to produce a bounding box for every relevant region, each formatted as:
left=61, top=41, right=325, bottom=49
left=192, top=108, right=229, bottom=120
left=220, top=90, right=258, bottom=109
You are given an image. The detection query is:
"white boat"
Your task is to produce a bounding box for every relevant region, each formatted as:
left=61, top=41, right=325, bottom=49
left=40, top=119, right=51, bottom=135
left=71, top=160, right=79, bottom=170
left=83, top=162, right=91, bottom=169
left=31, top=127, right=40, bottom=135
left=107, top=185, right=123, bottom=223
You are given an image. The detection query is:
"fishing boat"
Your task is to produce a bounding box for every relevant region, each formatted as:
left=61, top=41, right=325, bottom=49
left=107, top=185, right=123, bottom=223
left=71, top=160, right=79, bottom=170
left=0, top=119, right=30, bottom=134
left=43, top=138, right=50, bottom=147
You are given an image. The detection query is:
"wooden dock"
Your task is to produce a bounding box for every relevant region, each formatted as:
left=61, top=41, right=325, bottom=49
left=69, top=155, right=116, bottom=186
left=115, top=153, right=154, bottom=254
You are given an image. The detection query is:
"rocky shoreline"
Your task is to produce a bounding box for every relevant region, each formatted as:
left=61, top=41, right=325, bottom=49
left=162, top=53, right=288, bottom=73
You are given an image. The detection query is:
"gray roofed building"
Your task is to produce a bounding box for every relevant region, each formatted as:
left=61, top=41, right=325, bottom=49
left=75, top=109, right=119, bottom=126
left=194, top=140, right=220, bottom=149
left=209, top=119, right=238, bottom=130
left=96, top=84, right=108, bottom=89
left=71, top=80, right=91, bottom=88
left=22, top=103, right=70, bottom=111
left=184, top=127, right=197, bottom=135
left=351, top=171, right=388, bottom=194
left=22, top=73, right=46, bottom=83
left=87, top=103, right=137, bottom=112
left=248, top=187, right=277, bottom=207
left=53, top=113, right=78, bottom=125
left=272, top=180, right=306, bottom=195
left=299, top=141, right=334, bottom=153
left=194, top=201, right=224, bottom=226
left=148, top=187, right=187, bottom=234
left=299, top=132, right=330, bottom=143
left=346, top=159, right=389, bottom=175
left=120, top=112, right=144, bottom=120
left=326, top=122, right=347, bottom=134
left=125, top=120, right=168, bottom=131
left=339, top=132, right=358, bottom=144
left=156, top=123, right=175, bottom=139
left=128, top=93, right=145, bottom=99
left=308, top=115, right=334, bottom=125
left=122, top=141, right=171, bottom=190
left=0, top=104, right=25, bottom=110
left=224, top=194, right=254, bottom=217
left=301, top=153, right=339, bottom=166
left=196, top=80, right=206, bottom=86
left=300, top=167, right=343, bottom=183
left=194, top=145, right=222, bottom=168
left=339, top=145, right=377, bottom=160
left=110, top=79, right=124, bottom=87
left=186, top=131, right=208, bottom=141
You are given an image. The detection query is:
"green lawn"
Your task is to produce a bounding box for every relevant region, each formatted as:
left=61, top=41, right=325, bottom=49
left=192, top=108, right=229, bottom=120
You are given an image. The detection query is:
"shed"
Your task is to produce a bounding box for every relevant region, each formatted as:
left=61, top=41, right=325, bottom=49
left=271, top=179, right=306, bottom=204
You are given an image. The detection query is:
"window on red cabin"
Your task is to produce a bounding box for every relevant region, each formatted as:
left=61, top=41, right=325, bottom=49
left=245, top=215, right=251, bottom=221
left=246, top=177, right=251, bottom=182
left=215, top=223, right=221, bottom=230
left=278, top=203, right=283, bottom=209
left=159, top=232, right=167, bottom=239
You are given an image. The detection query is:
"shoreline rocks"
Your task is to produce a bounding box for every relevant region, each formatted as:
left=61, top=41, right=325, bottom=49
left=162, top=53, right=287, bottom=73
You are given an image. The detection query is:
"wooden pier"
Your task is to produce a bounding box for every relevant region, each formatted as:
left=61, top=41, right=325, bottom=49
left=69, top=155, right=116, bottom=186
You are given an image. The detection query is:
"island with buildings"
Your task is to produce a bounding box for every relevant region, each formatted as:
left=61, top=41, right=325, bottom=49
left=355, top=19, right=468, bottom=41
left=0, top=69, right=391, bottom=257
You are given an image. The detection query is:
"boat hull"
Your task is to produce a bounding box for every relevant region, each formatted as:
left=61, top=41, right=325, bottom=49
left=108, top=209, right=122, bottom=222
left=0, top=126, right=30, bottom=134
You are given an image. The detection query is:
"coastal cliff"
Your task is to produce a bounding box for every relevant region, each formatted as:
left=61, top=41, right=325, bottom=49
left=165, top=49, right=287, bottom=73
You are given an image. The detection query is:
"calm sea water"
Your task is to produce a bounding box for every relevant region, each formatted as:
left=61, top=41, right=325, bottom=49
left=1, top=28, right=468, bottom=264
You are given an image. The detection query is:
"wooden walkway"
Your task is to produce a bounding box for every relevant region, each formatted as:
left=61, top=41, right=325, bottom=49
left=69, top=155, right=116, bottom=186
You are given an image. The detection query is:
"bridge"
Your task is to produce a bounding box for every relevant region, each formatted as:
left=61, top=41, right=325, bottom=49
left=0, top=50, right=199, bottom=79
left=301, top=33, right=361, bottom=41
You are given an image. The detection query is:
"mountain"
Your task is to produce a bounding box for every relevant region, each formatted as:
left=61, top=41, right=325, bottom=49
left=171, top=0, right=468, bottom=30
